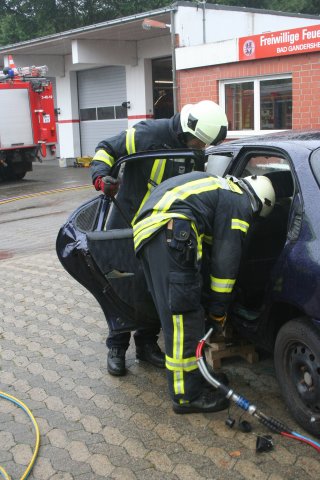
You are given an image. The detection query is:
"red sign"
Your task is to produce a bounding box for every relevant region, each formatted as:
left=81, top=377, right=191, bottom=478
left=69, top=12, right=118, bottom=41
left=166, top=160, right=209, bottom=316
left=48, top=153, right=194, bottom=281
left=239, top=24, right=320, bottom=61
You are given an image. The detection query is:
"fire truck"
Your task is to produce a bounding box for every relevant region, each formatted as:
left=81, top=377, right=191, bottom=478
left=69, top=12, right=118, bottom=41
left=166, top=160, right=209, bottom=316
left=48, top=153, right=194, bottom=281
left=0, top=57, right=57, bottom=180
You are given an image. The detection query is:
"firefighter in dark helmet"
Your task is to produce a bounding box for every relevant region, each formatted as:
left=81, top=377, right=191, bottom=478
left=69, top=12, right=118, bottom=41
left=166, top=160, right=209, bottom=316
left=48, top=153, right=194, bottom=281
left=133, top=173, right=275, bottom=413
left=90, top=100, right=228, bottom=376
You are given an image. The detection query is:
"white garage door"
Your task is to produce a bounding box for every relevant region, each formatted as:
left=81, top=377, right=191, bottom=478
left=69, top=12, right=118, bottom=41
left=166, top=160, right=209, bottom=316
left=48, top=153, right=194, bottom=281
left=78, top=66, right=128, bottom=156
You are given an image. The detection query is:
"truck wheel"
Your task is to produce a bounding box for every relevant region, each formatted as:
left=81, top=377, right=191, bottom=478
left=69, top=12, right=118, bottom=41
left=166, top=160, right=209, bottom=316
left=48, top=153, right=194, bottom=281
left=3, top=169, right=27, bottom=181
left=14, top=171, right=27, bottom=180
left=274, top=318, right=320, bottom=438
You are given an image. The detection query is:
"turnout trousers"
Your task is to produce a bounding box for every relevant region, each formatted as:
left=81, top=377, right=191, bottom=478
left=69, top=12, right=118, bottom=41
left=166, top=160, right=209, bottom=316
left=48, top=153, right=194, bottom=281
left=139, top=220, right=206, bottom=403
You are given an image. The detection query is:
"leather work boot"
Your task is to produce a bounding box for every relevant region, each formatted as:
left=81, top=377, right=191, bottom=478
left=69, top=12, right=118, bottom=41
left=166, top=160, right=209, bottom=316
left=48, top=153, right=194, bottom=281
left=172, top=389, right=229, bottom=414
left=107, top=347, right=126, bottom=376
left=135, top=342, right=165, bottom=368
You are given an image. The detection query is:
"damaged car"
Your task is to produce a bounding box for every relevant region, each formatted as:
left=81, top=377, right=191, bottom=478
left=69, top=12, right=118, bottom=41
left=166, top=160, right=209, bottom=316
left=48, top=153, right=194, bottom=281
left=56, top=131, right=320, bottom=437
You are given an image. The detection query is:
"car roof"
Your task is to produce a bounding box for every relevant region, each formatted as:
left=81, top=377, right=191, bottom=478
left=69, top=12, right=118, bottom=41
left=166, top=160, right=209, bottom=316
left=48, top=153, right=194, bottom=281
left=226, top=130, right=320, bottom=146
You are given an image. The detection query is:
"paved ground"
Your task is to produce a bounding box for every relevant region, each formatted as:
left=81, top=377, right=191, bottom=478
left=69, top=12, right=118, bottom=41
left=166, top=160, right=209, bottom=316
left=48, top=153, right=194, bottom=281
left=0, top=162, right=319, bottom=479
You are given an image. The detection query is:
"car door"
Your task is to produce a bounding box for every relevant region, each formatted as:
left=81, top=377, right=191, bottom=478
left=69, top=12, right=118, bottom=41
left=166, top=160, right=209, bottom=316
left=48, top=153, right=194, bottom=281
left=85, top=149, right=207, bottom=329
left=205, top=145, right=242, bottom=176
left=206, top=143, right=296, bottom=312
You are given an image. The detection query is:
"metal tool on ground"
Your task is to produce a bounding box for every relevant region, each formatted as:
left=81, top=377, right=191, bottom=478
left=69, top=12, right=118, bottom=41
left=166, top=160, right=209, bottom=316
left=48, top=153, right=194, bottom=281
left=196, top=328, right=320, bottom=453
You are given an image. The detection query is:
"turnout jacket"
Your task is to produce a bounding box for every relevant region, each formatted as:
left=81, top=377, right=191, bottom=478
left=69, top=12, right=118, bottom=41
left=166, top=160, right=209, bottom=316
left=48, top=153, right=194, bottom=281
left=91, top=115, right=204, bottom=228
left=133, top=172, right=253, bottom=315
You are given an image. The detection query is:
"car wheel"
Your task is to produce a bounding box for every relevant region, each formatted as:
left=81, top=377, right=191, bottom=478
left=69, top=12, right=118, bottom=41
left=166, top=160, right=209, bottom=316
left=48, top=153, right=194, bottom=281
left=274, top=317, right=320, bottom=438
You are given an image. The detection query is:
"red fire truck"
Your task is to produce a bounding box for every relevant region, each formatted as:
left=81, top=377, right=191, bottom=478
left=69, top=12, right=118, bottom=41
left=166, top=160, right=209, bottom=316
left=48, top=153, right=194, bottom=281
left=0, top=57, right=57, bottom=180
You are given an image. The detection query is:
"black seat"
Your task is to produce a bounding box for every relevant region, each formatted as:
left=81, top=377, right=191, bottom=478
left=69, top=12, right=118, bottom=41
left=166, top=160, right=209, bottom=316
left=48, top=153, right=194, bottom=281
left=235, top=170, right=294, bottom=308
left=264, top=170, right=294, bottom=199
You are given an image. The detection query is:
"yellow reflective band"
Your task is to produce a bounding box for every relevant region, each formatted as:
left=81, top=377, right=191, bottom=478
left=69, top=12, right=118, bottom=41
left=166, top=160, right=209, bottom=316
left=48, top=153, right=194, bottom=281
left=133, top=212, right=171, bottom=237
left=203, top=234, right=213, bottom=245
left=132, top=158, right=167, bottom=225
left=210, top=276, right=236, bottom=293
left=173, top=314, right=184, bottom=360
left=133, top=213, right=189, bottom=249
left=191, top=223, right=202, bottom=261
left=151, top=158, right=167, bottom=186
left=125, top=128, right=136, bottom=155
left=153, top=177, right=223, bottom=213
left=165, top=355, right=198, bottom=372
left=231, top=218, right=249, bottom=233
left=227, top=178, right=243, bottom=194
left=173, top=314, right=184, bottom=395
left=166, top=315, right=198, bottom=395
left=174, top=371, right=184, bottom=395
left=134, top=218, right=171, bottom=249
left=92, top=149, right=115, bottom=167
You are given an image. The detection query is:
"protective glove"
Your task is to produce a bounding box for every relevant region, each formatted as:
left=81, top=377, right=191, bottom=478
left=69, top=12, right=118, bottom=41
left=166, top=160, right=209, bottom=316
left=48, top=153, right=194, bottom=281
left=94, top=176, right=120, bottom=197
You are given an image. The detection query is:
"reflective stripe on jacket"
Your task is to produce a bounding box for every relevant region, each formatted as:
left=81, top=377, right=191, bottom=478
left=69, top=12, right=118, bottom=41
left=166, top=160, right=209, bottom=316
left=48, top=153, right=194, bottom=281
left=133, top=171, right=253, bottom=313
left=90, top=116, right=205, bottom=228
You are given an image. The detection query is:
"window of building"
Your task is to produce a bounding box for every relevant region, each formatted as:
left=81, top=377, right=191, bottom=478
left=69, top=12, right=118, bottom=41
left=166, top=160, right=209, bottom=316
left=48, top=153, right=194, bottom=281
left=80, top=105, right=128, bottom=121
left=115, top=105, right=128, bottom=119
left=97, top=106, right=115, bottom=120
left=220, top=76, right=292, bottom=135
left=80, top=108, right=97, bottom=121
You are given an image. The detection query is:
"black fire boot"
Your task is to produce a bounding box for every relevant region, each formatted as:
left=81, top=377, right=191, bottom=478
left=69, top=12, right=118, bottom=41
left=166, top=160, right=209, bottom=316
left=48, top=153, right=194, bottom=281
left=135, top=342, right=165, bottom=368
left=107, top=347, right=126, bottom=376
left=172, top=389, right=229, bottom=414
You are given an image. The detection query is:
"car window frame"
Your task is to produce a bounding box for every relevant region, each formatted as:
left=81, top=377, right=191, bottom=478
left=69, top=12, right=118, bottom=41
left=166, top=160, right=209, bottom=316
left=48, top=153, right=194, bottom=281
left=224, top=146, right=291, bottom=177
left=226, top=146, right=305, bottom=241
left=309, top=147, right=320, bottom=188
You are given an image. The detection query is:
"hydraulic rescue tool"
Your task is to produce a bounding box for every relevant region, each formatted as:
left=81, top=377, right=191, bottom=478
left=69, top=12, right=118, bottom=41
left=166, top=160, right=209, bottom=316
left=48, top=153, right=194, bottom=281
left=196, top=328, right=320, bottom=453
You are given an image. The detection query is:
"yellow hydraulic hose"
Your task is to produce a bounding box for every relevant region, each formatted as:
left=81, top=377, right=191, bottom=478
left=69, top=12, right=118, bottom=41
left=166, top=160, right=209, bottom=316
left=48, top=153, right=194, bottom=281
left=0, top=391, right=40, bottom=480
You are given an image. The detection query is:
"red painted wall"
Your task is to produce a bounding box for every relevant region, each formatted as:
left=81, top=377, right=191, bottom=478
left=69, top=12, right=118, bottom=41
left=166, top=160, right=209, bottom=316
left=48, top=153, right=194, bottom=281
left=177, top=53, right=320, bottom=130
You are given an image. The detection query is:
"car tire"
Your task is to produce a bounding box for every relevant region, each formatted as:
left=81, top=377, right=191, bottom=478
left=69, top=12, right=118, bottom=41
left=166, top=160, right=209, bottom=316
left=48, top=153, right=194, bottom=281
left=274, top=317, right=320, bottom=438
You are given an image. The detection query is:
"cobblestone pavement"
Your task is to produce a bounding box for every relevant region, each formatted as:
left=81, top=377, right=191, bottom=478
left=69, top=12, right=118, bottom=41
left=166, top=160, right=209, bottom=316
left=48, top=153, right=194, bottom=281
left=0, top=165, right=319, bottom=479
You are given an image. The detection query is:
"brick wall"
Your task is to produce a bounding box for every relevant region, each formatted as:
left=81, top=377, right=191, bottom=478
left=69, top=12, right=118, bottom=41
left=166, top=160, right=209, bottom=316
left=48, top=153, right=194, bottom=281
left=177, top=53, right=320, bottom=130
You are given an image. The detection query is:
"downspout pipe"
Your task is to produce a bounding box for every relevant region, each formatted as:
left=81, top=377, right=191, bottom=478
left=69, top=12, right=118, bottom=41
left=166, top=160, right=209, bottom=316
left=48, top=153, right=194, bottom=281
left=196, top=1, right=207, bottom=44
left=202, top=1, right=206, bottom=44
left=170, top=9, right=178, bottom=114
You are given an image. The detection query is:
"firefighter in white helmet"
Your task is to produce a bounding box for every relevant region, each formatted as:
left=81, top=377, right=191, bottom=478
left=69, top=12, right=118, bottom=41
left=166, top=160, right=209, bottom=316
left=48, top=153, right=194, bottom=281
left=242, top=175, right=275, bottom=218
left=180, top=100, right=228, bottom=147
left=90, top=100, right=228, bottom=377
left=132, top=172, right=275, bottom=413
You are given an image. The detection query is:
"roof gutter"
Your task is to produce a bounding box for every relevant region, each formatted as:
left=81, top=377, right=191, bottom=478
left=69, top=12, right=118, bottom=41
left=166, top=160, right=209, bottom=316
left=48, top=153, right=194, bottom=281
left=0, top=5, right=176, bottom=53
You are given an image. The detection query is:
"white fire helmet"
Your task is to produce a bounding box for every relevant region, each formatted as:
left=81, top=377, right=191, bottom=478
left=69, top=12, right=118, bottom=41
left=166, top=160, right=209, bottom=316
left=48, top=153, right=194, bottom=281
left=180, top=100, right=228, bottom=145
left=243, top=175, right=275, bottom=217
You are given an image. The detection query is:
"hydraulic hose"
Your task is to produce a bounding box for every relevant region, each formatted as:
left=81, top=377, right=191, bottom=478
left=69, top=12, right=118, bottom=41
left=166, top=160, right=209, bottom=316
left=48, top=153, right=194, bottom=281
left=0, top=391, right=40, bottom=480
left=196, top=329, right=320, bottom=453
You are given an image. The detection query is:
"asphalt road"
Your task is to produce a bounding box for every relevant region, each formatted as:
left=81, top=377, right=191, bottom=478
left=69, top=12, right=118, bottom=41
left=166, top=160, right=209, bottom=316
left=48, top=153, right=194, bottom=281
left=0, top=160, right=95, bottom=258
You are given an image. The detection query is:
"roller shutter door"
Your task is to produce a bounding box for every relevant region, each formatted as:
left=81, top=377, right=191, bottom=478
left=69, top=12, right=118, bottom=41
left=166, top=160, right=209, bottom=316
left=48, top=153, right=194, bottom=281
left=78, top=66, right=128, bottom=156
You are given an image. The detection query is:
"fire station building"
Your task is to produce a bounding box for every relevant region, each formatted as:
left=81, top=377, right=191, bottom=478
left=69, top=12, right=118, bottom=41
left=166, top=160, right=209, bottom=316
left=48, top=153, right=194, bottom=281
left=1, top=1, right=320, bottom=161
